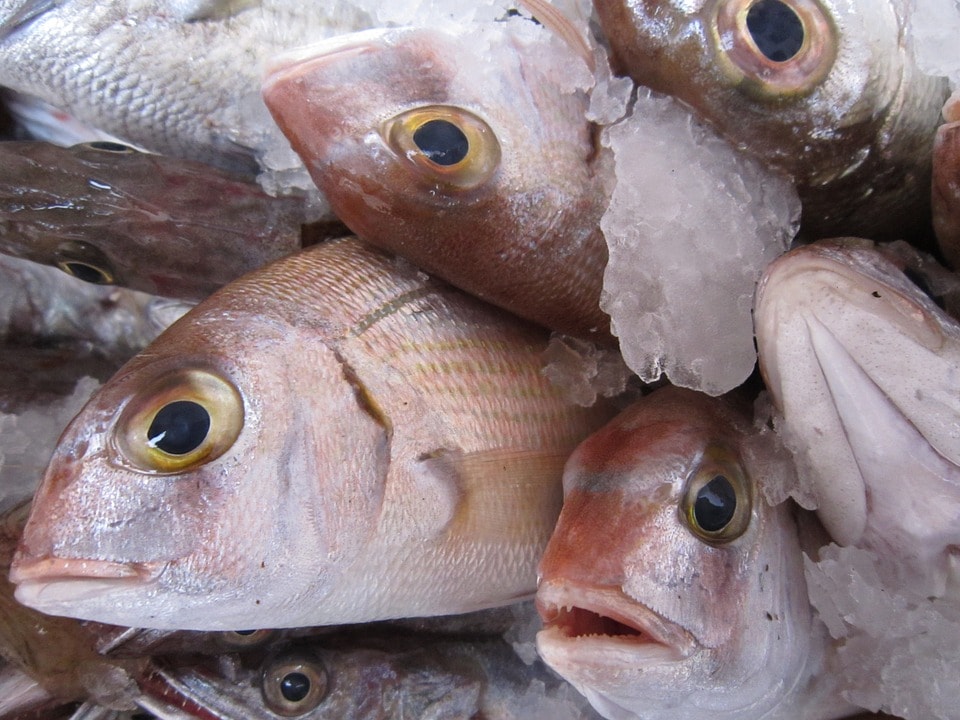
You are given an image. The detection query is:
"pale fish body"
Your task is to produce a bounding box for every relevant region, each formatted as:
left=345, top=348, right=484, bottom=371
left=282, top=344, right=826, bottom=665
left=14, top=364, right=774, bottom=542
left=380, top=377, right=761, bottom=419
left=10, top=237, right=610, bottom=630
left=262, top=17, right=614, bottom=342
left=0, top=141, right=307, bottom=301
left=754, top=238, right=960, bottom=597
left=0, top=0, right=373, bottom=182
left=536, top=386, right=851, bottom=720
left=594, top=0, right=948, bottom=242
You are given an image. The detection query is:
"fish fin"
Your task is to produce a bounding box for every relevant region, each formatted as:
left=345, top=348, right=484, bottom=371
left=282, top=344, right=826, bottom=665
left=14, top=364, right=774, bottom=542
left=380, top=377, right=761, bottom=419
left=176, top=0, right=261, bottom=22
left=0, top=0, right=60, bottom=42
left=516, top=0, right=595, bottom=74
left=416, top=448, right=566, bottom=545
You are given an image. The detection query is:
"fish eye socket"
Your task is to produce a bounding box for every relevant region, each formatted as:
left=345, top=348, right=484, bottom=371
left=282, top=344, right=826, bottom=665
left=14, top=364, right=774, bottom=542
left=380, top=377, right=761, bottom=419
left=261, top=653, right=328, bottom=716
left=115, top=368, right=243, bottom=474
left=382, top=105, right=501, bottom=191
left=680, top=449, right=752, bottom=543
left=54, top=241, right=116, bottom=285
left=712, top=0, right=836, bottom=99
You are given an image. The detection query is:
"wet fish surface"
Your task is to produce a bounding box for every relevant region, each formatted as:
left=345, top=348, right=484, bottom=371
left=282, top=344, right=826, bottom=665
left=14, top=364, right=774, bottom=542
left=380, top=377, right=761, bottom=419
left=594, top=0, right=948, bottom=242
left=11, top=237, right=611, bottom=630
left=262, top=16, right=615, bottom=341
left=0, top=140, right=306, bottom=301
left=754, top=237, right=960, bottom=597
left=536, top=386, right=852, bottom=720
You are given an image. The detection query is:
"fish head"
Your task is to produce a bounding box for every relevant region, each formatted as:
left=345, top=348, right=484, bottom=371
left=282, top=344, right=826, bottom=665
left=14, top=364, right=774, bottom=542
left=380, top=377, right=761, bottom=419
left=262, top=20, right=612, bottom=337
left=536, top=387, right=814, bottom=719
left=754, top=239, right=960, bottom=590
left=10, top=276, right=390, bottom=630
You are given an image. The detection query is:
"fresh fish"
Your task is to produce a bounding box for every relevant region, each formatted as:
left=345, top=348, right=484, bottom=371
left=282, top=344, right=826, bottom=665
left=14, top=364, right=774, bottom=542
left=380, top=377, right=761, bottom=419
left=594, top=0, right=949, bottom=242
left=0, top=0, right=373, bottom=189
left=932, top=91, right=960, bottom=268
left=132, top=632, right=601, bottom=719
left=10, top=237, right=611, bottom=630
left=753, top=238, right=960, bottom=597
left=0, top=141, right=307, bottom=301
left=535, top=386, right=852, bottom=720
left=261, top=15, right=615, bottom=341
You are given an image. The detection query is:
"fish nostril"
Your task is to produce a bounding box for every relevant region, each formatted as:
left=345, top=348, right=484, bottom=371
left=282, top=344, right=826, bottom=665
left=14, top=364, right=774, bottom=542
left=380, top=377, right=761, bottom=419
left=745, top=0, right=805, bottom=62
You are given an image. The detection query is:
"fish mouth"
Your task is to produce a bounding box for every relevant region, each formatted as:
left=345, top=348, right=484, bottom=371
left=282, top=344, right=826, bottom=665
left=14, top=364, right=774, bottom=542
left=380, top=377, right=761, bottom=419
left=535, top=580, right=695, bottom=665
left=262, top=27, right=395, bottom=89
left=11, top=557, right=164, bottom=611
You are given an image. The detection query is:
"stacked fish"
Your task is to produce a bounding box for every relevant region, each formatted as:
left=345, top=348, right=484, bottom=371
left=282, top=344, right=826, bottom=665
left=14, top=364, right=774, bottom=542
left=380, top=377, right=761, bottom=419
left=0, top=0, right=956, bottom=718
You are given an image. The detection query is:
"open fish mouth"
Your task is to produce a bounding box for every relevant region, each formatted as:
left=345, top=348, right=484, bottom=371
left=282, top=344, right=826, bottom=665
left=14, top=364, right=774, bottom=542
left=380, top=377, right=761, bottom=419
left=535, top=580, right=696, bottom=664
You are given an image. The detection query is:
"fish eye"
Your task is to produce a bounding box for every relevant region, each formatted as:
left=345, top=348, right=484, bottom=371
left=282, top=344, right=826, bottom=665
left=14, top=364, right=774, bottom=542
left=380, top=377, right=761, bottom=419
left=218, top=628, right=276, bottom=648
left=261, top=652, right=328, bottom=716
left=81, top=140, right=137, bottom=153
left=712, top=0, right=836, bottom=99
left=115, top=368, right=243, bottom=474
left=381, top=105, right=501, bottom=191
left=680, top=447, right=752, bottom=543
left=53, top=241, right=116, bottom=285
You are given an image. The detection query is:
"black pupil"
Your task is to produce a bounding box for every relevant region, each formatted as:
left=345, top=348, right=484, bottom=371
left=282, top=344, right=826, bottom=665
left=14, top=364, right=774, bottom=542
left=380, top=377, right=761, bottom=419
left=694, top=475, right=737, bottom=533
left=746, top=0, right=805, bottom=62
left=147, top=401, right=210, bottom=455
left=63, top=261, right=110, bottom=284
left=87, top=140, right=132, bottom=152
left=280, top=672, right=311, bottom=702
left=412, top=119, right=469, bottom=166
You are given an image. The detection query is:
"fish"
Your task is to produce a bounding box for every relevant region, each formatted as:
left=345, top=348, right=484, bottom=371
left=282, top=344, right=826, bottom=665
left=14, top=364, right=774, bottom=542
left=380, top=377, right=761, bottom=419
left=0, top=140, right=308, bottom=302
left=10, top=236, right=611, bottom=630
left=535, top=386, right=852, bottom=720
left=594, top=0, right=949, bottom=242
left=0, top=0, right=374, bottom=185
left=132, top=632, right=601, bottom=719
left=753, top=237, right=960, bottom=597
left=261, top=13, right=615, bottom=342
left=932, top=91, right=960, bottom=269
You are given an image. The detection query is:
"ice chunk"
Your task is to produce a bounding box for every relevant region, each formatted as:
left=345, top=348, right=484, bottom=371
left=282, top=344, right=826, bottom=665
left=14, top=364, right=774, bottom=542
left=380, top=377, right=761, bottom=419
left=541, top=334, right=631, bottom=407
left=805, top=544, right=960, bottom=720
left=905, top=0, right=960, bottom=84
left=600, top=91, right=800, bottom=395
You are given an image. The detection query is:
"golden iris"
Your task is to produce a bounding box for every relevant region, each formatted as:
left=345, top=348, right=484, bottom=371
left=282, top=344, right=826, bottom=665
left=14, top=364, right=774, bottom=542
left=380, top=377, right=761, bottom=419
left=680, top=446, right=752, bottom=543
left=261, top=652, right=328, bottom=716
left=115, top=368, right=243, bottom=474
left=381, top=105, right=501, bottom=191
left=54, top=241, right=116, bottom=285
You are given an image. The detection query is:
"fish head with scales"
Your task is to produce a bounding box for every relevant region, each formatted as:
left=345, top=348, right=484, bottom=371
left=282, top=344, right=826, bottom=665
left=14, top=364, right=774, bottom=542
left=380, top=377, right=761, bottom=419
left=10, top=275, right=390, bottom=630
left=262, top=20, right=613, bottom=340
left=536, top=386, right=826, bottom=720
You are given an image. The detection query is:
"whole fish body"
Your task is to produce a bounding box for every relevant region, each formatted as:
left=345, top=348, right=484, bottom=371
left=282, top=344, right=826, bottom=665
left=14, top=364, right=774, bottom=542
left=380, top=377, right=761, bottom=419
left=753, top=238, right=960, bottom=598
left=535, top=386, right=852, bottom=720
left=10, top=236, right=611, bottom=631
left=0, top=140, right=306, bottom=302
left=0, top=0, right=374, bottom=187
left=262, top=16, right=615, bottom=342
left=594, top=0, right=948, bottom=242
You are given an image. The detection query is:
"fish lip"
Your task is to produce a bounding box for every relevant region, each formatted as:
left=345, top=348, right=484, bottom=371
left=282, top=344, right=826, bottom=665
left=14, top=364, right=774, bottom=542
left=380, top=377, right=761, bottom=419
left=535, top=580, right=696, bottom=659
left=10, top=556, right=165, bottom=584
left=262, top=27, right=399, bottom=89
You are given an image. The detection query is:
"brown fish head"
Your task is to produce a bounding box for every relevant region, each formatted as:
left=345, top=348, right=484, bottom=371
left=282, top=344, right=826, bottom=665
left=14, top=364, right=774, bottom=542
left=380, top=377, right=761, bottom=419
left=595, top=0, right=946, bottom=240
left=262, top=21, right=613, bottom=339
left=10, top=292, right=389, bottom=630
left=536, top=387, right=815, bottom=718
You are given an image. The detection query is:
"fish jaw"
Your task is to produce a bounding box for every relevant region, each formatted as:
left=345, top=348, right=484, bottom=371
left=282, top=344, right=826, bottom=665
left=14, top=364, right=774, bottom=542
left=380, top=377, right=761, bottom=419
left=754, top=239, right=960, bottom=547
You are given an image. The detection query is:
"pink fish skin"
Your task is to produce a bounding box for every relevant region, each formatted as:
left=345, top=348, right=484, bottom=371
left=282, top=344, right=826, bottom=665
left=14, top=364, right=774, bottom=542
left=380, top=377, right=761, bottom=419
left=0, top=140, right=307, bottom=301
left=11, top=237, right=611, bottom=631
left=536, top=386, right=852, bottom=720
left=262, top=22, right=614, bottom=342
